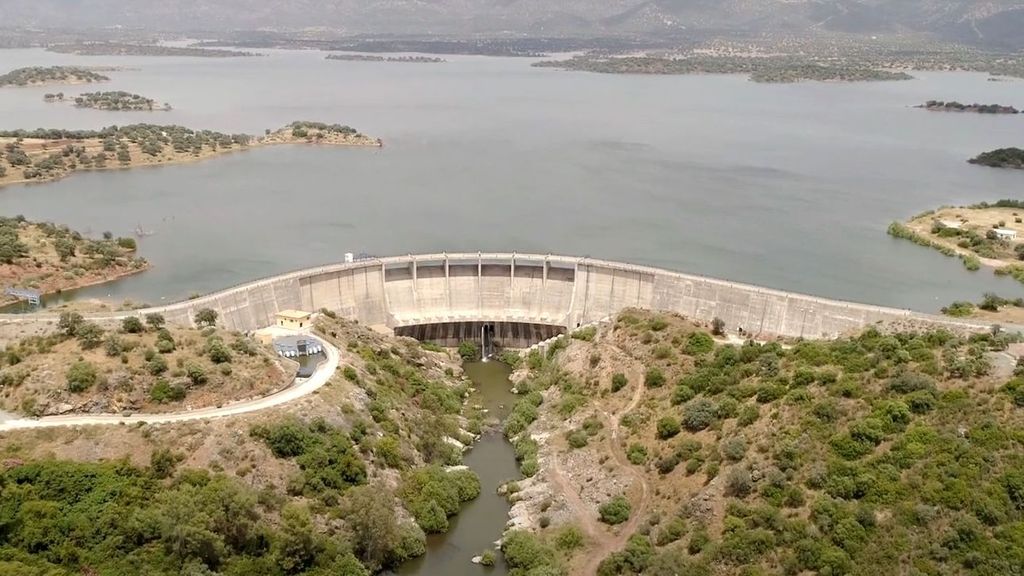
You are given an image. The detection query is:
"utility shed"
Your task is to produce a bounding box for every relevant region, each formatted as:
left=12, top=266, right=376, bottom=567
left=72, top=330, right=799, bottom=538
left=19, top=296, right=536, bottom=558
left=275, top=309, right=312, bottom=330
left=994, top=228, right=1018, bottom=241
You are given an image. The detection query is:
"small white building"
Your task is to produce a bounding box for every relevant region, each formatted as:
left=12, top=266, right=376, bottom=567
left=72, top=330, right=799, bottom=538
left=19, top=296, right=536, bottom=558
left=994, top=228, right=1018, bottom=241
left=939, top=220, right=962, bottom=230
left=275, top=309, right=312, bottom=330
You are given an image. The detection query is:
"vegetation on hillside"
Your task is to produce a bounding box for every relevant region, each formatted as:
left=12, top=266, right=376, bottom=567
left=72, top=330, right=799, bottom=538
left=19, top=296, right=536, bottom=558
left=0, top=216, right=146, bottom=301
left=970, top=148, right=1024, bottom=169
left=0, top=310, right=282, bottom=416
left=0, top=315, right=485, bottom=575
left=512, top=310, right=1024, bottom=575
left=0, top=459, right=372, bottom=575
left=0, top=66, right=108, bottom=87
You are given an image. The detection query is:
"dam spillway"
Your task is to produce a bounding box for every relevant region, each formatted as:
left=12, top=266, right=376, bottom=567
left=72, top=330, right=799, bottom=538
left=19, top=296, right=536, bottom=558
left=1, top=253, right=994, bottom=343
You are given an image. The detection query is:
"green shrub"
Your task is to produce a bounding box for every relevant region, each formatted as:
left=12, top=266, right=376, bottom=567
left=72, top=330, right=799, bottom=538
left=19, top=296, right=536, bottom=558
left=657, top=416, right=681, bottom=439
left=194, top=308, right=218, bottom=326
left=657, top=454, right=681, bottom=474
left=207, top=339, right=232, bottom=364
left=555, top=525, right=585, bottom=551
left=611, top=373, right=628, bottom=392
left=722, top=437, right=747, bottom=461
left=683, top=399, right=716, bottom=431
left=155, top=338, right=175, bottom=354
left=645, top=367, right=666, bottom=388
left=684, top=332, right=715, bottom=355
left=146, top=355, right=168, bottom=375
left=144, top=313, right=165, bottom=329
left=457, top=341, right=479, bottom=361
left=737, top=405, right=759, bottom=426
left=599, top=495, right=632, bottom=525
left=502, top=530, right=560, bottom=573
left=566, top=429, right=589, bottom=449
left=150, top=378, right=185, bottom=403
left=66, top=360, right=98, bottom=392
left=179, top=362, right=205, bottom=386
left=400, top=466, right=481, bottom=533
left=121, top=316, right=144, bottom=333
left=672, top=384, right=695, bottom=405
left=942, top=301, right=976, bottom=317
left=572, top=326, right=597, bottom=341
left=479, top=550, right=496, bottom=566
left=649, top=318, right=669, bottom=331
left=627, top=443, right=648, bottom=465
left=655, top=517, right=687, bottom=546
left=725, top=467, right=753, bottom=497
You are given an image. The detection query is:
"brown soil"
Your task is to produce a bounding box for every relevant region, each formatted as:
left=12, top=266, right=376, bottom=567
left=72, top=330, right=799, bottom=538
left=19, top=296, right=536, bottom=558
left=534, top=337, right=654, bottom=575
left=0, top=324, right=291, bottom=417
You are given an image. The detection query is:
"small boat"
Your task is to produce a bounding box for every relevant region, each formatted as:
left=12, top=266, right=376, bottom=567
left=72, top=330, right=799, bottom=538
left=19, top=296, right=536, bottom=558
left=134, top=223, right=155, bottom=237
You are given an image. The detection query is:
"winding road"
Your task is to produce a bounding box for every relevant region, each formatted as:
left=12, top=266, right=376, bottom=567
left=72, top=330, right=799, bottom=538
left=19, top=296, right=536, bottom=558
left=0, top=336, right=340, bottom=432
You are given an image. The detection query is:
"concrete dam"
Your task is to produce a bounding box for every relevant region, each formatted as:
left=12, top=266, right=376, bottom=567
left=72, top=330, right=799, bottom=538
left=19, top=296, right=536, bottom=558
left=110, top=252, right=990, bottom=345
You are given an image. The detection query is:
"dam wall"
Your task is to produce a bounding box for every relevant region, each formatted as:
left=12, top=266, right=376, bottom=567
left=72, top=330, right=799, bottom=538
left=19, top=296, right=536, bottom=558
left=0, top=253, right=994, bottom=342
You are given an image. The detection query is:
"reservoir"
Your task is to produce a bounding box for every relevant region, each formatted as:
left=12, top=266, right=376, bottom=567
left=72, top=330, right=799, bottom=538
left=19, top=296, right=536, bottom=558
left=0, top=48, right=1023, bottom=312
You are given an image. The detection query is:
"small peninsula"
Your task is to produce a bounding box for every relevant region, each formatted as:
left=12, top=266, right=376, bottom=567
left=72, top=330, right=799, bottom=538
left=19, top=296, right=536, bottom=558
left=0, top=121, right=380, bottom=188
left=0, top=216, right=147, bottom=305
left=326, top=54, right=445, bottom=63
left=534, top=55, right=914, bottom=83
left=969, top=148, right=1024, bottom=169
left=889, top=200, right=1024, bottom=284
left=917, top=101, right=1019, bottom=114
left=46, top=43, right=256, bottom=58
left=0, top=66, right=109, bottom=87
left=44, top=90, right=172, bottom=111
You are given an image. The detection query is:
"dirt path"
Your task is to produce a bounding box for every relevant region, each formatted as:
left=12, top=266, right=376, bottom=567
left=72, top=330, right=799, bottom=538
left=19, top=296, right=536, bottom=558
left=0, top=336, right=339, bottom=431
left=568, top=342, right=651, bottom=575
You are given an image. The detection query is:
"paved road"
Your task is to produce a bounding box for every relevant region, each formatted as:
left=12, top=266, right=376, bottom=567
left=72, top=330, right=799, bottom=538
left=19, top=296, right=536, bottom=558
left=0, top=336, right=339, bottom=431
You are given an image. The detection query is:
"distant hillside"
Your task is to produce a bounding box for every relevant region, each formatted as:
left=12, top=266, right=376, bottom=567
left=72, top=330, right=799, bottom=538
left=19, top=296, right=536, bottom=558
left=4, top=0, right=1024, bottom=50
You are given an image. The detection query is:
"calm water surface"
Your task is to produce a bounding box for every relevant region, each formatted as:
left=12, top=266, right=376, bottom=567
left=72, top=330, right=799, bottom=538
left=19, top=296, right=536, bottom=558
left=0, top=48, right=1022, bottom=310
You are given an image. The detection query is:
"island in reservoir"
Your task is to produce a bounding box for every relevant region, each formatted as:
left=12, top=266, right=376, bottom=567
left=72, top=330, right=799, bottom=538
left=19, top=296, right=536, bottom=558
left=44, top=90, right=172, bottom=111
left=326, top=54, right=445, bottom=63
left=917, top=101, right=1019, bottom=114
left=969, top=148, right=1024, bottom=169
left=0, top=121, right=380, bottom=187
left=0, top=66, right=109, bottom=87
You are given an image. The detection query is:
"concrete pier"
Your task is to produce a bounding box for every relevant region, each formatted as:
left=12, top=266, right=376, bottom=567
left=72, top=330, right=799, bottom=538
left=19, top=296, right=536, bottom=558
left=0, top=252, right=996, bottom=341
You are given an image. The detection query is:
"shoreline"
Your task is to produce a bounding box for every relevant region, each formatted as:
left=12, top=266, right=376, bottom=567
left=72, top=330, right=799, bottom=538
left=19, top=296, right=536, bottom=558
left=0, top=260, right=151, bottom=308
left=0, top=131, right=382, bottom=189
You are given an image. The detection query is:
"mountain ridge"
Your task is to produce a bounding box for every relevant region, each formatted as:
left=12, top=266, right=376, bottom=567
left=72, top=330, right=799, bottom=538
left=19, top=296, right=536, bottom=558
left=3, top=1, right=1023, bottom=50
